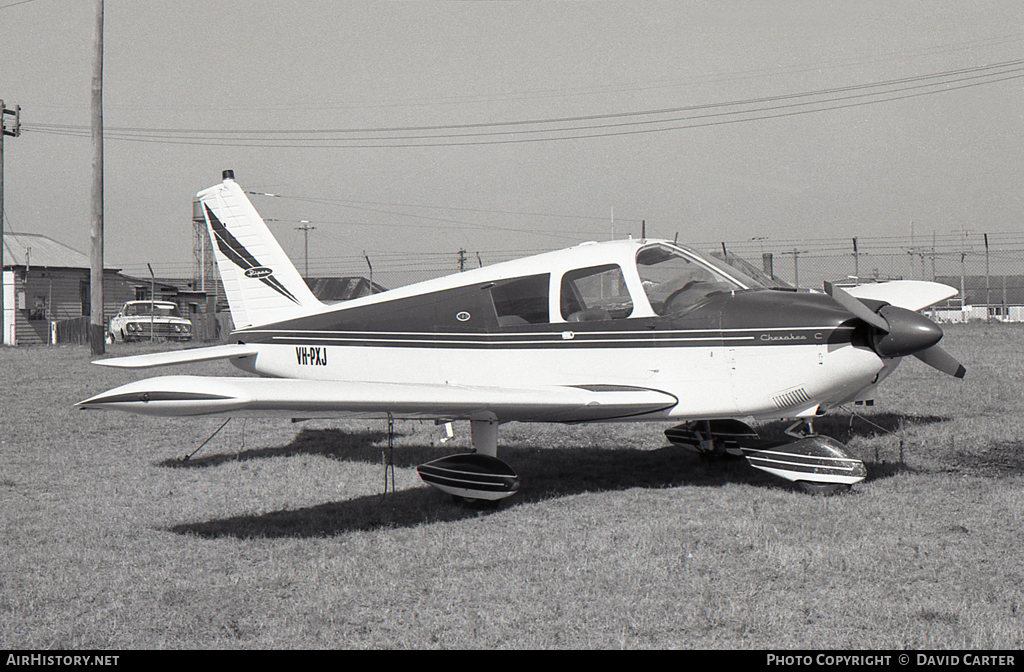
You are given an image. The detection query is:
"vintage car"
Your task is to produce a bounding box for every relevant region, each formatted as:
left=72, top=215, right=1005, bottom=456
left=109, top=300, right=193, bottom=342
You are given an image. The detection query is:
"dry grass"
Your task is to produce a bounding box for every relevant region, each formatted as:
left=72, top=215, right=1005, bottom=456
left=1, top=325, right=1022, bottom=649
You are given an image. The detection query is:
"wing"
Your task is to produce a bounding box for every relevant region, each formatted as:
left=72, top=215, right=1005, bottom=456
left=76, top=376, right=678, bottom=423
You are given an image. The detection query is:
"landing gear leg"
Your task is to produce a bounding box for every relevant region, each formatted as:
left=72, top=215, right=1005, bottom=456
left=455, top=417, right=501, bottom=504
left=470, top=417, right=499, bottom=457
left=785, top=418, right=816, bottom=438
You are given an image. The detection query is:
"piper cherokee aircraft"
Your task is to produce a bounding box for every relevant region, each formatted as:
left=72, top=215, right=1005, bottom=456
left=78, top=170, right=966, bottom=500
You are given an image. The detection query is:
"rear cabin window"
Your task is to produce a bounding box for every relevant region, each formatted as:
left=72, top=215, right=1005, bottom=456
left=490, top=274, right=550, bottom=326
left=560, top=264, right=633, bottom=321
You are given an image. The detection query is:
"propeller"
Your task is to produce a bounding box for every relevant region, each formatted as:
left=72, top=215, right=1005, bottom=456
left=824, top=281, right=965, bottom=378
left=914, top=343, right=967, bottom=379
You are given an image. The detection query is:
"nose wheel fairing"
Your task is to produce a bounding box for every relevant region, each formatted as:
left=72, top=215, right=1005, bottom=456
left=740, top=435, right=867, bottom=486
left=665, top=419, right=867, bottom=490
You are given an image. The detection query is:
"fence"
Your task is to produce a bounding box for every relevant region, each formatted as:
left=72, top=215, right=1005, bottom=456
left=108, top=231, right=1024, bottom=329
left=52, top=316, right=90, bottom=344
left=275, top=232, right=1024, bottom=316
left=51, top=313, right=234, bottom=345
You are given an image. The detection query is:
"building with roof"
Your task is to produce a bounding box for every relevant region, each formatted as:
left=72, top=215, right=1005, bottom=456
left=1, top=232, right=382, bottom=345
left=2, top=232, right=137, bottom=345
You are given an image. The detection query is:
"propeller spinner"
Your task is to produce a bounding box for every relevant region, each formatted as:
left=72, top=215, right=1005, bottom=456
left=824, top=281, right=966, bottom=378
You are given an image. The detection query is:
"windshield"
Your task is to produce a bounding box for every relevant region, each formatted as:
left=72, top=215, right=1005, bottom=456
left=703, top=250, right=790, bottom=289
left=636, top=244, right=747, bottom=316
left=126, top=303, right=181, bottom=318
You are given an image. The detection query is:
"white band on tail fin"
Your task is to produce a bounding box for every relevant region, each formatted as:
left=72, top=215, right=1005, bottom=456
left=197, top=171, right=323, bottom=330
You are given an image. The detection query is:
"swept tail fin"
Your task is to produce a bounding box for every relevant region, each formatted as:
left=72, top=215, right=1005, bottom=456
left=197, top=170, right=323, bottom=330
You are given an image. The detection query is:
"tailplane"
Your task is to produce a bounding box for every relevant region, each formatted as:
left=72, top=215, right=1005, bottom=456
left=197, top=170, right=324, bottom=330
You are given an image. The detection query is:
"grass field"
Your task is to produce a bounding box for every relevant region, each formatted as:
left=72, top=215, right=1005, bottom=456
left=1, top=322, right=1022, bottom=649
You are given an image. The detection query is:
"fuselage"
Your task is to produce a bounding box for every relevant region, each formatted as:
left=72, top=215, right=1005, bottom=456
left=229, top=239, right=886, bottom=422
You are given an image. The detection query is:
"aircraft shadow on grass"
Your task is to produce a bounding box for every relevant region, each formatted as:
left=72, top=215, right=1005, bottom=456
left=167, top=411, right=947, bottom=539
left=158, top=426, right=390, bottom=469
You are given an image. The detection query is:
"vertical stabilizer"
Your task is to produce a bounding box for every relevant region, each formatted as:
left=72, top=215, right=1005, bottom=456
left=197, top=170, right=323, bottom=330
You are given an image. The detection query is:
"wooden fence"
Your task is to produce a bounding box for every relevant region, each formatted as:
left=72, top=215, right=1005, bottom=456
left=50, top=313, right=232, bottom=345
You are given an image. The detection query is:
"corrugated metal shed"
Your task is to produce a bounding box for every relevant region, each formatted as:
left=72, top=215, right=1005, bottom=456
left=2, top=231, right=118, bottom=270
left=2, top=233, right=131, bottom=345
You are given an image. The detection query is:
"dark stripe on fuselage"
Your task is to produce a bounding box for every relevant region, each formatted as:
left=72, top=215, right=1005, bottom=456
left=233, top=325, right=854, bottom=350
left=232, top=285, right=862, bottom=350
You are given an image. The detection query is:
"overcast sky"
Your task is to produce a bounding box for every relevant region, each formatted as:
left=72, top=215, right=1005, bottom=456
left=1, top=0, right=1021, bottom=276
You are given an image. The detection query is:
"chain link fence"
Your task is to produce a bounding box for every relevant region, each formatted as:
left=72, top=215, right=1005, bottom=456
left=295, top=232, right=1024, bottom=321
left=710, top=232, right=1024, bottom=321
left=125, top=231, right=1024, bottom=328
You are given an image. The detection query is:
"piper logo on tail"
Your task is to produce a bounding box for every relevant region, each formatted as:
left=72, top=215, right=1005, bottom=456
left=244, top=266, right=274, bottom=279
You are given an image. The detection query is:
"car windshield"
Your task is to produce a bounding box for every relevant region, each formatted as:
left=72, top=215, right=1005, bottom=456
left=126, top=303, right=181, bottom=317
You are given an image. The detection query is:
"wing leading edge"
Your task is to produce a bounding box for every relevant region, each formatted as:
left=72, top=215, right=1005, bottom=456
left=76, top=376, right=679, bottom=422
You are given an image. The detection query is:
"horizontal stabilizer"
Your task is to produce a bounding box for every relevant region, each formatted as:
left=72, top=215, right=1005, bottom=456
left=845, top=280, right=957, bottom=312
left=77, top=376, right=678, bottom=422
left=91, top=344, right=260, bottom=369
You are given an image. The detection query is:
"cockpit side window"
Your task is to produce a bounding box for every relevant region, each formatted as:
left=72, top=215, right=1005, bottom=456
left=637, top=245, right=738, bottom=316
left=560, top=264, right=633, bottom=322
left=490, top=274, right=550, bottom=326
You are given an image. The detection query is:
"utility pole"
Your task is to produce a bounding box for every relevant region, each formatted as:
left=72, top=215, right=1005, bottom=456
left=295, top=221, right=314, bottom=278
left=984, top=233, right=991, bottom=321
left=931, top=231, right=936, bottom=281
left=780, top=248, right=804, bottom=288
left=89, top=0, right=105, bottom=354
left=457, top=248, right=467, bottom=272
left=1, top=100, right=22, bottom=346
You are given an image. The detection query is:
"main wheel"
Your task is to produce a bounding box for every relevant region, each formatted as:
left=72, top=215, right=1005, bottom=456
left=451, top=495, right=502, bottom=510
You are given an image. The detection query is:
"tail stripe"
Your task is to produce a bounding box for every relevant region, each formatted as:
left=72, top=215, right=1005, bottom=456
left=205, top=204, right=301, bottom=305
left=206, top=204, right=260, bottom=269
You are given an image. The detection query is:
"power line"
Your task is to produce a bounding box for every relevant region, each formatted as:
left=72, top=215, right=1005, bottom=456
left=0, top=0, right=40, bottom=10
left=22, top=59, right=1024, bottom=148
left=255, top=191, right=642, bottom=224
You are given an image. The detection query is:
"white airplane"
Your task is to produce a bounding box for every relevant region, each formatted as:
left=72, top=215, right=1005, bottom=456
left=78, top=170, right=965, bottom=500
